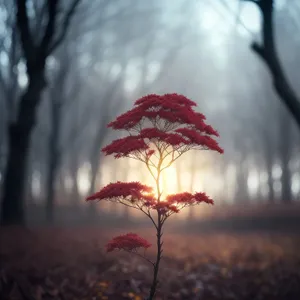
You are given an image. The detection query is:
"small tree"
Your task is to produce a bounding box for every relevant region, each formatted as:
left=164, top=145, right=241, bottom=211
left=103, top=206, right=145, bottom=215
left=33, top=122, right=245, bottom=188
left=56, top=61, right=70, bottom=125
left=86, top=93, right=223, bottom=299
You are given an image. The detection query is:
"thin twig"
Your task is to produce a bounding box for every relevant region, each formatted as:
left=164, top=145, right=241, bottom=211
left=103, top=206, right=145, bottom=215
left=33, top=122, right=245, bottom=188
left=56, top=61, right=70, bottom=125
left=124, top=249, right=155, bottom=267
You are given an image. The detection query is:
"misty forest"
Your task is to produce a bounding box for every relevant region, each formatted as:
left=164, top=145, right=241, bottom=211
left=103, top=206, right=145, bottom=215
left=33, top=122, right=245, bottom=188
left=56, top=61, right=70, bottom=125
left=0, top=0, right=300, bottom=299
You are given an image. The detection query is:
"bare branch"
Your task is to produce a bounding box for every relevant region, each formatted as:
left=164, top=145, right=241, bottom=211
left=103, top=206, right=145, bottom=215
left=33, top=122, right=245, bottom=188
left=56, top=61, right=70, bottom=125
left=47, top=0, right=81, bottom=54
left=124, top=249, right=155, bottom=267
left=39, top=0, right=59, bottom=58
left=33, top=1, right=48, bottom=40
left=251, top=41, right=266, bottom=60
left=15, top=0, right=35, bottom=63
left=242, top=0, right=300, bottom=129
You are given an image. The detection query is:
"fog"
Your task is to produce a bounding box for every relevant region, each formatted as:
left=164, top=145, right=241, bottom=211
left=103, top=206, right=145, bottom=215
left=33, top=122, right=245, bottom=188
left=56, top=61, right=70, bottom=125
left=0, top=0, right=299, bottom=228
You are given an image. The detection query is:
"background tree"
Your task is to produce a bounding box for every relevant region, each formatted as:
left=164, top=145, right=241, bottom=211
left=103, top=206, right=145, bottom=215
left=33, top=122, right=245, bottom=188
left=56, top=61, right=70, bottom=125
left=240, top=0, right=300, bottom=128
left=1, top=0, right=81, bottom=225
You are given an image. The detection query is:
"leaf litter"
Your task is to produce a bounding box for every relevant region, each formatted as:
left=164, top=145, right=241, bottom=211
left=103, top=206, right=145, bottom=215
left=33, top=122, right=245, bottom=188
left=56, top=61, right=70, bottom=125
left=0, top=227, right=300, bottom=299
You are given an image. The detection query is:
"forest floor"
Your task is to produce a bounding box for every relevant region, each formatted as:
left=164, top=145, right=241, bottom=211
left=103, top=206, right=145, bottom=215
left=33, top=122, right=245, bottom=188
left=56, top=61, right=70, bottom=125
left=1, top=226, right=300, bottom=300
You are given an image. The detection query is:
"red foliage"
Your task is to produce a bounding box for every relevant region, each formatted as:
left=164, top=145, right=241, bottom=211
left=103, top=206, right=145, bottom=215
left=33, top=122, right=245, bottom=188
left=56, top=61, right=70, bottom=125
left=86, top=181, right=154, bottom=203
left=142, top=197, right=180, bottom=215
left=102, top=93, right=223, bottom=158
left=106, top=233, right=151, bottom=252
left=86, top=93, right=224, bottom=299
left=175, top=128, right=223, bottom=153
left=154, top=202, right=180, bottom=214
left=166, top=192, right=214, bottom=206
left=101, top=136, right=148, bottom=158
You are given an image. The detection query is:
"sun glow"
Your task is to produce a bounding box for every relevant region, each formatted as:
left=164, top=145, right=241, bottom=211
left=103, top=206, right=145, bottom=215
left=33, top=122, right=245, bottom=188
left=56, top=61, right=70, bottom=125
left=160, top=165, right=179, bottom=197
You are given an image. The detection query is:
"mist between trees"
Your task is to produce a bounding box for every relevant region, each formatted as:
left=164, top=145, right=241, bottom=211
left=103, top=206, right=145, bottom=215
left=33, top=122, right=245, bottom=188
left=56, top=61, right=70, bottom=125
left=0, top=0, right=299, bottom=226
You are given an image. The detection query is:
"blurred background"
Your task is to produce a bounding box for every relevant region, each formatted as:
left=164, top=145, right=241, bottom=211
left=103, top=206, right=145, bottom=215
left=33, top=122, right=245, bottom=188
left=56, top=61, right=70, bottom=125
left=0, top=0, right=299, bottom=228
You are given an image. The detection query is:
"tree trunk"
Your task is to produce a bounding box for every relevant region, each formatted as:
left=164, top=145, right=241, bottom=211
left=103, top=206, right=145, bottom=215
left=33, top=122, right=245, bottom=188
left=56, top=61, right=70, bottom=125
left=266, top=155, right=275, bottom=203
left=262, top=133, right=275, bottom=203
left=279, top=110, right=292, bottom=203
left=87, top=123, right=108, bottom=216
left=45, top=100, right=61, bottom=223
left=235, top=159, right=249, bottom=203
left=69, top=155, right=80, bottom=205
left=87, top=155, right=101, bottom=217
left=1, top=76, right=45, bottom=225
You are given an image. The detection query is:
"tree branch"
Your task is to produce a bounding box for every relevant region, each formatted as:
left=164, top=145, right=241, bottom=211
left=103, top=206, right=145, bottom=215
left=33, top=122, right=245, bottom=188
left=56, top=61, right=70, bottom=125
left=251, top=41, right=266, bottom=61
left=15, top=0, right=35, bottom=63
left=39, top=0, right=59, bottom=58
left=124, top=249, right=155, bottom=267
left=240, top=0, right=300, bottom=129
left=47, top=0, right=81, bottom=54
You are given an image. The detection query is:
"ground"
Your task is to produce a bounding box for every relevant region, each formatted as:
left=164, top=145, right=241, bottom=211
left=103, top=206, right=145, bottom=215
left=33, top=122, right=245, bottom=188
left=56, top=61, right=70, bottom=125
left=0, top=226, right=300, bottom=300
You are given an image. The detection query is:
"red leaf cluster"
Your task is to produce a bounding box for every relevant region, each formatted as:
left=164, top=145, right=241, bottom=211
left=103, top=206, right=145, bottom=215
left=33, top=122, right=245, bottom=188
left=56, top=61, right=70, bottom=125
left=86, top=182, right=214, bottom=216
left=106, top=233, right=151, bottom=252
left=143, top=198, right=180, bottom=215
left=142, top=191, right=213, bottom=216
left=86, top=181, right=154, bottom=203
left=102, top=93, right=223, bottom=158
left=102, top=136, right=148, bottom=159
left=166, top=192, right=214, bottom=206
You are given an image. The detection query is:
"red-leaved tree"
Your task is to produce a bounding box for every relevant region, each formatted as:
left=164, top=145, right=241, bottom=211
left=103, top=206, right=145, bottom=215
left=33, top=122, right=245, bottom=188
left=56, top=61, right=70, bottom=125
left=86, top=93, right=223, bottom=299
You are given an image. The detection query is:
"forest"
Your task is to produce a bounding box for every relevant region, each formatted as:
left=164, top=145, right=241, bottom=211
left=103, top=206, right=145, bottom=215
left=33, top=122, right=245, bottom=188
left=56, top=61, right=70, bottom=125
left=0, top=0, right=300, bottom=299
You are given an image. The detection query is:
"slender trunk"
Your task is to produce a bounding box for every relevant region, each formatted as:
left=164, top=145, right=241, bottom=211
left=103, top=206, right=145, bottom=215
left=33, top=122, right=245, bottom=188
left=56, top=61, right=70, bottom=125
left=279, top=110, right=292, bottom=203
left=1, top=76, right=45, bottom=225
left=71, top=175, right=80, bottom=204
left=235, top=159, right=249, bottom=203
left=281, top=161, right=291, bottom=203
left=70, top=158, right=80, bottom=204
left=266, top=158, right=275, bottom=202
left=148, top=216, right=163, bottom=300
left=45, top=102, right=60, bottom=223
left=88, top=118, right=108, bottom=216
left=148, top=155, right=164, bottom=299
left=88, top=156, right=101, bottom=217
left=89, top=160, right=100, bottom=195
left=263, top=136, right=275, bottom=203
left=280, top=144, right=292, bottom=204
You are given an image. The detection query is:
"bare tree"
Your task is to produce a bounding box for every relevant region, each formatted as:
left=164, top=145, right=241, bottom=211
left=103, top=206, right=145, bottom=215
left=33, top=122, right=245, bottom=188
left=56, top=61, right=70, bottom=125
left=240, top=0, right=300, bottom=129
left=45, top=45, right=73, bottom=222
left=1, top=0, right=81, bottom=225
